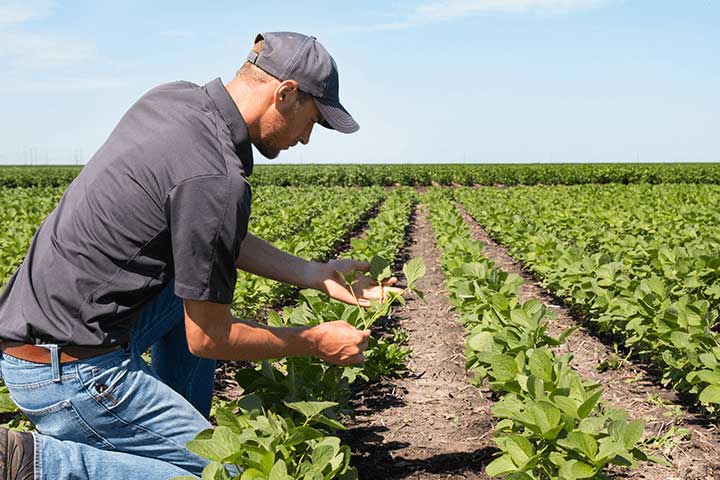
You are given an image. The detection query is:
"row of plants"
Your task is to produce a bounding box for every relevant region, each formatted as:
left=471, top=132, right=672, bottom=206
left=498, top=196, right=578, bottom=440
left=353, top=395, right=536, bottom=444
left=456, top=185, right=720, bottom=411
left=5, top=163, right=720, bottom=188
left=177, top=189, right=423, bottom=479
left=424, top=189, right=653, bottom=479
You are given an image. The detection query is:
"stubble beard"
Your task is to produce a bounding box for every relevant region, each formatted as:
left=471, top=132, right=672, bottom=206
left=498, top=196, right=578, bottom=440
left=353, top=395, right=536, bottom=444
left=255, top=136, right=281, bottom=159
left=254, top=115, right=289, bottom=160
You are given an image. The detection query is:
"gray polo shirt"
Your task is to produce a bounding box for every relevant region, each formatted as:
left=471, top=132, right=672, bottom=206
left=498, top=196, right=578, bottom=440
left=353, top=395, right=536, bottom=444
left=0, top=78, right=253, bottom=347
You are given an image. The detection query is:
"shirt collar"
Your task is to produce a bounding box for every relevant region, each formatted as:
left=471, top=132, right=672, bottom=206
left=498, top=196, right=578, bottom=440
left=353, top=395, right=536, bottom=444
left=204, top=77, right=254, bottom=176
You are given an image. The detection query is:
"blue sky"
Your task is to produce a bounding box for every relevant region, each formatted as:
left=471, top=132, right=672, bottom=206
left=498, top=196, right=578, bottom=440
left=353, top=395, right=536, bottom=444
left=0, top=0, right=718, bottom=165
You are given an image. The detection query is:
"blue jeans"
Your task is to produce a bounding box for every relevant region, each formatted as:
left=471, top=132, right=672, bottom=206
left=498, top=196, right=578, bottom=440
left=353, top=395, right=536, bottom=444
left=0, top=280, right=217, bottom=479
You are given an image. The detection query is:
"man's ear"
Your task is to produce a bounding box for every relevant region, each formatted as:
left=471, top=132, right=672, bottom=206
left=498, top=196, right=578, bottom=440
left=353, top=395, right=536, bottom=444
left=274, top=80, right=300, bottom=110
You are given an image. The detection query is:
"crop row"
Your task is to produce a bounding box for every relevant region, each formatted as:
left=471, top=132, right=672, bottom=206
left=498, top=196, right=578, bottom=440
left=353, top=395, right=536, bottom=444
left=175, top=189, right=421, bottom=479
left=4, top=163, right=720, bottom=188
left=424, top=189, right=651, bottom=479
left=457, top=185, right=720, bottom=411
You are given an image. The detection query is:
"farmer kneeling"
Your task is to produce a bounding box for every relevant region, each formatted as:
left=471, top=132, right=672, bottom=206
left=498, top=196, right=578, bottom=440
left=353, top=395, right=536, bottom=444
left=0, top=32, right=387, bottom=479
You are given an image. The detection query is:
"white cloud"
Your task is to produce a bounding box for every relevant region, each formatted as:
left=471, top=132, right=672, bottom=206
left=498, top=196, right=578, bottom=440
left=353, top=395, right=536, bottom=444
left=0, top=0, right=51, bottom=27
left=413, top=0, right=606, bottom=21
left=0, top=31, right=96, bottom=69
left=358, top=0, right=609, bottom=31
left=0, top=1, right=97, bottom=70
left=0, top=77, right=128, bottom=94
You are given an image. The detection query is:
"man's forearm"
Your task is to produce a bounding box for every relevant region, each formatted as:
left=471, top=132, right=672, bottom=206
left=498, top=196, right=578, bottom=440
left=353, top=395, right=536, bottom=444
left=185, top=305, right=367, bottom=365
left=235, top=233, right=323, bottom=289
left=188, top=312, right=318, bottom=361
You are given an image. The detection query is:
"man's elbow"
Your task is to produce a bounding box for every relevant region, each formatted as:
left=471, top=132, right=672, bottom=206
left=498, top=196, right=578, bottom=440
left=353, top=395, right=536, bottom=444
left=186, top=328, right=218, bottom=358
left=183, top=300, right=232, bottom=359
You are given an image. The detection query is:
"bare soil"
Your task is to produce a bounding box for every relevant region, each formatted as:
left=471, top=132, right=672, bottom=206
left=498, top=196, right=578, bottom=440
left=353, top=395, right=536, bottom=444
left=456, top=203, right=720, bottom=480
left=342, top=204, right=496, bottom=479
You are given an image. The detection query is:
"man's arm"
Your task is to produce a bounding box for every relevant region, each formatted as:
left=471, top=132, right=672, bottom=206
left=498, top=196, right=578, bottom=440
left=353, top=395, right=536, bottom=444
left=236, top=233, right=400, bottom=306
left=235, top=233, right=323, bottom=290
left=183, top=299, right=369, bottom=365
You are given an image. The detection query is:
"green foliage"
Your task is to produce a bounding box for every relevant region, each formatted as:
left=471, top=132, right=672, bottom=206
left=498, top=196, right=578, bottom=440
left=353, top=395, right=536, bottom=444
left=188, top=189, right=422, bottom=480
left=457, top=184, right=720, bottom=413
left=424, top=189, right=649, bottom=479
left=6, top=164, right=720, bottom=189
left=174, top=401, right=357, bottom=480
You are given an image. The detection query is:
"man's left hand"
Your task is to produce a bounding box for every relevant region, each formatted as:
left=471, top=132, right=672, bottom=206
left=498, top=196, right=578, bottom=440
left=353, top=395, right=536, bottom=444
left=318, top=259, right=402, bottom=307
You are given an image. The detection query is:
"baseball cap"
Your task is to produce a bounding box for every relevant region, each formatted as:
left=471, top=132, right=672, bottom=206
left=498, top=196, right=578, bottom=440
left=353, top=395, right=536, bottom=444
left=246, top=32, right=359, bottom=134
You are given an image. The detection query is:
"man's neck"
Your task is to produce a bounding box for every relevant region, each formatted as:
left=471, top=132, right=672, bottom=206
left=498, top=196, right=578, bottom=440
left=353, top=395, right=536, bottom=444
left=224, top=77, right=273, bottom=144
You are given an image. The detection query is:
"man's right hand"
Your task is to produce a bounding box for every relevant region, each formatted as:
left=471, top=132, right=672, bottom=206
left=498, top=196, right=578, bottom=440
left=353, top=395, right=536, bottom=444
left=307, top=321, right=370, bottom=366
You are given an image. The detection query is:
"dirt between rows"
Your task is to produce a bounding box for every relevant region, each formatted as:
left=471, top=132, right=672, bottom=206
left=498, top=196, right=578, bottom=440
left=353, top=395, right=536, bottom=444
left=456, top=203, right=720, bottom=480
left=342, top=204, right=496, bottom=479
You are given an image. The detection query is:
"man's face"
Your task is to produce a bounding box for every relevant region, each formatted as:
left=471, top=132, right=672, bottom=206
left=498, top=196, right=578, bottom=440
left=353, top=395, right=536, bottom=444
left=255, top=94, right=323, bottom=159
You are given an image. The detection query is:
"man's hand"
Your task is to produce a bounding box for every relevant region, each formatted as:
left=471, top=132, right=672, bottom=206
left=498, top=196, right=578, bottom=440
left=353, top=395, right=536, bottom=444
left=318, top=259, right=402, bottom=307
left=308, top=321, right=370, bottom=365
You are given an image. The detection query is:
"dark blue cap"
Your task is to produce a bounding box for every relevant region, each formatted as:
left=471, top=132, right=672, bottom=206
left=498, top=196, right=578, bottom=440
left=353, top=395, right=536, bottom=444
left=246, top=32, right=359, bottom=134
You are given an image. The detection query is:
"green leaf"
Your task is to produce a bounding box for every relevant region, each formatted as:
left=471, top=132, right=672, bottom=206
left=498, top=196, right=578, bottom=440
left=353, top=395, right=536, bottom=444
left=504, top=435, right=534, bottom=467
left=311, top=437, right=340, bottom=471
left=284, top=401, right=338, bottom=419
left=553, top=395, right=579, bottom=419
left=528, top=348, right=553, bottom=382
left=200, top=462, right=231, bottom=480
left=558, top=459, right=596, bottom=479
left=558, top=431, right=598, bottom=460
left=312, top=414, right=347, bottom=431
left=268, top=460, right=291, bottom=480
left=403, top=257, right=426, bottom=285
left=577, top=390, right=603, bottom=418
left=239, top=468, right=266, bottom=480
left=485, top=454, right=517, bottom=476
left=236, top=394, right=265, bottom=413
left=214, top=407, right=243, bottom=433
left=624, top=420, right=645, bottom=448
left=530, top=401, right=561, bottom=437
left=489, top=354, right=519, bottom=382
left=286, top=426, right=324, bottom=447
left=369, top=256, right=392, bottom=282
left=266, top=311, right=284, bottom=328
left=186, top=428, right=241, bottom=463
left=699, top=385, right=720, bottom=404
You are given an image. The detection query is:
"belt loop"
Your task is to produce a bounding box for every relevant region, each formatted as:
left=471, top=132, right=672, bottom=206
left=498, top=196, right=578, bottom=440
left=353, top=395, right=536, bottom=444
left=50, top=345, right=61, bottom=382
left=39, top=344, right=62, bottom=382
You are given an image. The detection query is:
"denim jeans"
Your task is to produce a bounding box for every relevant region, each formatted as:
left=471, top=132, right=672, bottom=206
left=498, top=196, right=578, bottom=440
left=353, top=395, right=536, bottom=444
left=0, top=280, right=218, bottom=479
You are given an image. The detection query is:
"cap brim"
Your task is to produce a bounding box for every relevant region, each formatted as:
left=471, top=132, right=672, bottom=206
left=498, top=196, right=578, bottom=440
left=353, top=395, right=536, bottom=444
left=314, top=97, right=359, bottom=134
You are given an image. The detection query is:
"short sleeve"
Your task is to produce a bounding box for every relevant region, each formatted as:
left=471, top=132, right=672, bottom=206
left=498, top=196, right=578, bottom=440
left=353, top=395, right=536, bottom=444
left=165, top=175, right=251, bottom=303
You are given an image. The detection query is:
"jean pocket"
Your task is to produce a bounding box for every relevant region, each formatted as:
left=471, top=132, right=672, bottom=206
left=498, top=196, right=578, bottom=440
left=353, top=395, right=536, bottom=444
left=83, top=354, right=133, bottom=410
left=14, top=398, right=115, bottom=450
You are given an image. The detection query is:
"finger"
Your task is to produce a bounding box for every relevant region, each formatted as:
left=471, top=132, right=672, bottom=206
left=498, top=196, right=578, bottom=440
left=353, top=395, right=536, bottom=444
left=347, top=353, right=365, bottom=365
left=353, top=261, right=370, bottom=272
left=357, top=298, right=371, bottom=307
left=381, top=276, right=399, bottom=286
left=359, top=337, right=370, bottom=351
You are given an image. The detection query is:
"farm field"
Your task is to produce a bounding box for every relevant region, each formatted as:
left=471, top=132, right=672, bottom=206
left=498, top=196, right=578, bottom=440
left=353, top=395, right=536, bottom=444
left=1, top=165, right=719, bottom=479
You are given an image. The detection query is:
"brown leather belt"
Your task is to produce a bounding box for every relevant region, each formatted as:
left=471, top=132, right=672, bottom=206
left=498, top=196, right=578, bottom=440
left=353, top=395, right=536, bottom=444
left=0, top=344, right=123, bottom=364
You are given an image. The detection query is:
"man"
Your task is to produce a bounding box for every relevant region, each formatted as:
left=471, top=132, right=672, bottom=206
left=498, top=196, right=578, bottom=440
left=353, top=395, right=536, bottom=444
left=0, top=31, right=387, bottom=479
